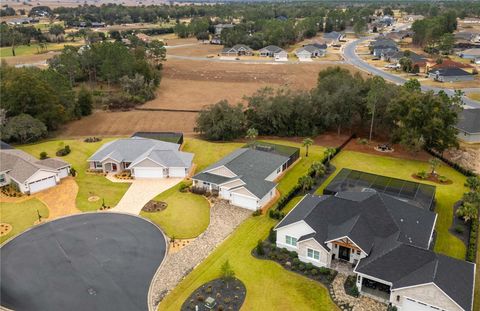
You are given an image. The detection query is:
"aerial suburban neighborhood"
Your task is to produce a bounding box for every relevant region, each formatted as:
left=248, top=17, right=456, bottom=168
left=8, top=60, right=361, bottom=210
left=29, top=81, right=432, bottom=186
left=0, top=1, right=479, bottom=311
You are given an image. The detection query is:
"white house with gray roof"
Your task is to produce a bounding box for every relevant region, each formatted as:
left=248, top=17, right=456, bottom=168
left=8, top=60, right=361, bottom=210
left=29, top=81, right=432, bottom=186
left=192, top=148, right=289, bottom=210
left=0, top=143, right=71, bottom=194
left=275, top=191, right=475, bottom=311
left=88, top=137, right=193, bottom=178
left=456, top=108, right=480, bottom=143
left=295, top=43, right=327, bottom=61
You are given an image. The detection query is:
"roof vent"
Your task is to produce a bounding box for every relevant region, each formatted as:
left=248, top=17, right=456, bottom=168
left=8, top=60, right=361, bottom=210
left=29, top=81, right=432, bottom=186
left=400, top=218, right=404, bottom=222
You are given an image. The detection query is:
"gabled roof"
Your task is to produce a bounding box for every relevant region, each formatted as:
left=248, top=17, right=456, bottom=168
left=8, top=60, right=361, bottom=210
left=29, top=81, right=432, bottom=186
left=459, top=48, right=480, bottom=57
left=222, top=44, right=252, bottom=53
left=88, top=137, right=181, bottom=163
left=297, top=45, right=324, bottom=54
left=0, top=149, right=67, bottom=183
left=323, top=31, right=343, bottom=40
left=371, top=38, right=398, bottom=49
left=193, top=148, right=288, bottom=199
left=129, top=149, right=193, bottom=168
left=456, top=108, right=480, bottom=134
left=355, top=243, right=475, bottom=311
left=260, top=45, right=284, bottom=53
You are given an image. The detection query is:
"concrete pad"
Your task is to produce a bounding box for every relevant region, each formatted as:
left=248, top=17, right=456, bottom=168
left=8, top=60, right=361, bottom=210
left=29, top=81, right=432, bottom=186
left=111, top=178, right=182, bottom=215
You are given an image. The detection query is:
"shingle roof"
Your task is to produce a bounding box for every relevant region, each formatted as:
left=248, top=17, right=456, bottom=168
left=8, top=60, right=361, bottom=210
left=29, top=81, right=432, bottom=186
left=36, top=158, right=70, bottom=169
left=260, top=45, right=284, bottom=53
left=88, top=137, right=182, bottom=163
left=0, top=141, right=13, bottom=150
left=456, top=108, right=480, bottom=134
left=432, top=67, right=472, bottom=77
left=323, top=31, right=343, bottom=40
left=194, top=148, right=289, bottom=199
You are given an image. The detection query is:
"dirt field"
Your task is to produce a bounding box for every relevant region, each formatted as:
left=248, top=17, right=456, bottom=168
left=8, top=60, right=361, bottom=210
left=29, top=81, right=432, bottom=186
left=60, top=58, right=362, bottom=136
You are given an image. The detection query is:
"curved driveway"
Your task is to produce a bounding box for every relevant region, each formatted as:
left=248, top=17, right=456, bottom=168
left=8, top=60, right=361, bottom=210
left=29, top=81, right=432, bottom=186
left=343, top=36, right=480, bottom=108
left=1, top=213, right=167, bottom=311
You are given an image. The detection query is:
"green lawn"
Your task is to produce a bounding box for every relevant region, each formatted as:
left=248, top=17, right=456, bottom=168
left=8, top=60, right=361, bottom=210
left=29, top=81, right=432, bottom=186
left=140, top=183, right=210, bottom=239
left=1, top=198, right=49, bottom=244
left=159, top=139, right=336, bottom=310
left=0, top=41, right=83, bottom=58
left=182, top=138, right=244, bottom=172
left=159, top=214, right=337, bottom=310
left=314, top=151, right=467, bottom=259
left=18, top=138, right=130, bottom=212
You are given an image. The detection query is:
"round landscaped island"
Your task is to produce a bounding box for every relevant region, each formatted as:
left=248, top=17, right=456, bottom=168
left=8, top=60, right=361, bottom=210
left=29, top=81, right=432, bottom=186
left=0, top=213, right=167, bottom=311
left=181, top=278, right=246, bottom=311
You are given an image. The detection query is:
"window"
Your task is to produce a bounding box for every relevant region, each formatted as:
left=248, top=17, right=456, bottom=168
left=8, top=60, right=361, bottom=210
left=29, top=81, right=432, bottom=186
left=0, top=174, right=5, bottom=183
left=285, top=235, right=297, bottom=247
left=357, top=250, right=361, bottom=255
left=277, top=167, right=281, bottom=173
left=307, top=248, right=320, bottom=260
left=94, top=161, right=102, bottom=169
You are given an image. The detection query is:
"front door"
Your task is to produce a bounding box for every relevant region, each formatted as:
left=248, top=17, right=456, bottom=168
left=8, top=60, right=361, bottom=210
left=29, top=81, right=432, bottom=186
left=339, top=246, right=350, bottom=261
left=112, top=163, right=118, bottom=171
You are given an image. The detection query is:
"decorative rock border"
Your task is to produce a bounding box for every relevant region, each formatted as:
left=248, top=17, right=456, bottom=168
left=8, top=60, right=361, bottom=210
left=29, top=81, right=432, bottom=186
left=180, top=278, right=246, bottom=311
left=0, top=223, right=13, bottom=236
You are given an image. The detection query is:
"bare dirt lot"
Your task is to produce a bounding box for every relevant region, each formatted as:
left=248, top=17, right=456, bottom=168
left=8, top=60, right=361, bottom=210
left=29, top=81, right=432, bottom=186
left=60, top=59, right=362, bottom=136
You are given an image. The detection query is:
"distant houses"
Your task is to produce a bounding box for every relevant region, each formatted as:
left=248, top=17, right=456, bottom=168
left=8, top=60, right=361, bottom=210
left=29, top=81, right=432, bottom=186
left=295, top=43, right=327, bottom=61
left=322, top=31, right=344, bottom=46
left=7, top=17, right=39, bottom=25
left=383, top=50, right=428, bottom=72
left=214, top=23, right=234, bottom=35
left=458, top=48, right=480, bottom=64
left=427, top=67, right=474, bottom=83
left=221, top=44, right=253, bottom=57
left=370, top=37, right=398, bottom=57
left=258, top=45, right=288, bottom=61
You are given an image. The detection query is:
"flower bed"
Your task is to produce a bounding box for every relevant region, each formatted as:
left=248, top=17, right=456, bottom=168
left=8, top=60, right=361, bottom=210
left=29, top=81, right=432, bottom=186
left=412, top=172, right=452, bottom=185
left=253, top=240, right=337, bottom=287
left=343, top=275, right=359, bottom=298
left=1, top=185, right=23, bottom=198
left=84, top=137, right=102, bottom=143
left=114, top=171, right=133, bottom=180
left=181, top=277, right=246, bottom=311
left=142, top=200, right=168, bottom=212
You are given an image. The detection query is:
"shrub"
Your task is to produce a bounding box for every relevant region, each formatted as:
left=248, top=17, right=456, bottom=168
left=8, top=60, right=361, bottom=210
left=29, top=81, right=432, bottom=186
left=319, top=267, right=330, bottom=275
left=268, top=227, right=276, bottom=243
left=256, top=240, right=265, bottom=256
left=305, top=263, right=314, bottom=271
left=56, top=145, right=71, bottom=156
left=438, top=175, right=448, bottom=183
left=40, top=151, right=48, bottom=159
left=298, top=263, right=306, bottom=271
left=70, top=167, right=77, bottom=177
left=179, top=182, right=189, bottom=193
left=417, top=170, right=428, bottom=179
left=292, top=258, right=300, bottom=266
left=252, top=210, right=261, bottom=216
left=311, top=268, right=318, bottom=276
left=454, top=225, right=464, bottom=234
left=196, top=294, right=205, bottom=302
left=289, top=251, right=298, bottom=259
left=357, top=138, right=368, bottom=145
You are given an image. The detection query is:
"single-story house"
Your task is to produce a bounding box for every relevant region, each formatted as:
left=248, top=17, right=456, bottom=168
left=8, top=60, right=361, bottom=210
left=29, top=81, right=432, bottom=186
left=295, top=43, right=327, bottom=61
left=275, top=190, right=475, bottom=311
left=192, top=148, right=290, bottom=210
left=426, top=59, right=473, bottom=73
left=428, top=67, right=474, bottom=82
left=221, top=44, right=253, bottom=56
left=258, top=45, right=284, bottom=57
left=456, top=108, right=480, bottom=143
left=7, top=17, right=39, bottom=25
left=87, top=137, right=193, bottom=178
left=458, top=48, right=480, bottom=63
left=214, top=23, right=234, bottom=35
left=323, top=31, right=345, bottom=45
left=370, top=38, right=398, bottom=57
left=0, top=143, right=71, bottom=194
left=383, top=50, right=428, bottom=72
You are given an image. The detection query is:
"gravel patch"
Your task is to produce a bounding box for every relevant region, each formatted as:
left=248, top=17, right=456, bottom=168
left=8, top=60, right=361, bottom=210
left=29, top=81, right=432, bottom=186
left=148, top=201, right=251, bottom=310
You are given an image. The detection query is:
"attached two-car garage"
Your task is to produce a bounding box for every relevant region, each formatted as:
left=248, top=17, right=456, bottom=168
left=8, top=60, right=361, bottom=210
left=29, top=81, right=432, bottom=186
left=231, top=193, right=258, bottom=210
left=28, top=176, right=57, bottom=194
left=402, top=297, right=446, bottom=311
left=133, top=167, right=164, bottom=178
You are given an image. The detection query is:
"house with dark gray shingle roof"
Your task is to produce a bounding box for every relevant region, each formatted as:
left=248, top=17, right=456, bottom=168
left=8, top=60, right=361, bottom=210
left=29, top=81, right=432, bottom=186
left=0, top=143, right=71, bottom=194
left=456, top=108, right=480, bottom=143
left=88, top=137, right=193, bottom=178
left=275, top=190, right=475, bottom=311
left=221, top=44, right=253, bottom=56
left=192, top=148, right=290, bottom=210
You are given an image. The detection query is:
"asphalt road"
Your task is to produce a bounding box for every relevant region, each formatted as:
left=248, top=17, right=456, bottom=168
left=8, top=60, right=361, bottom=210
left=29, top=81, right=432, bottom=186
left=0, top=213, right=167, bottom=311
left=343, top=36, right=480, bottom=108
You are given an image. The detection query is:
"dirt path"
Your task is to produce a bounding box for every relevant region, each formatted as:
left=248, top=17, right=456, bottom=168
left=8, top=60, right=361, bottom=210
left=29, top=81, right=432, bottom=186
left=35, top=177, right=80, bottom=220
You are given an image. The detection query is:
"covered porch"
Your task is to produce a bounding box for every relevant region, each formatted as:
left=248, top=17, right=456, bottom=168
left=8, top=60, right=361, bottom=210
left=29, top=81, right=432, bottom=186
left=359, top=276, right=391, bottom=303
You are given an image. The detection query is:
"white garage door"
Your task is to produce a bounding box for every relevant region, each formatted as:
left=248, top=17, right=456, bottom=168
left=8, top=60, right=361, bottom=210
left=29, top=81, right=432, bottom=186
left=403, top=298, right=443, bottom=311
left=231, top=193, right=258, bottom=210
left=28, top=176, right=57, bottom=194
left=58, top=167, right=69, bottom=178
left=133, top=168, right=163, bottom=178
left=169, top=167, right=186, bottom=178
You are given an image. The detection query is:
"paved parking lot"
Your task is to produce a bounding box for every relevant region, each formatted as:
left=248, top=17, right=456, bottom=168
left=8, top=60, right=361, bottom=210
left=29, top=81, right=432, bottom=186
left=0, top=213, right=166, bottom=311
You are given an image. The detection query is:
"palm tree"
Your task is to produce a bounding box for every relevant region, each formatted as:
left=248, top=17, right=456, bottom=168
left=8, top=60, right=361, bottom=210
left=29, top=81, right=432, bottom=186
left=465, top=176, right=480, bottom=192
left=324, top=147, right=336, bottom=164
left=245, top=127, right=258, bottom=149
left=302, top=137, right=313, bottom=157
left=310, top=161, right=326, bottom=179
left=428, top=158, right=441, bottom=175
left=456, top=202, right=478, bottom=223
left=298, top=175, right=314, bottom=193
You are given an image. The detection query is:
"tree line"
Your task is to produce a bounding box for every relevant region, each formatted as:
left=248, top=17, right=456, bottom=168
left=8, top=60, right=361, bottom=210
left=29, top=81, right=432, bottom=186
left=411, top=10, right=458, bottom=53
left=195, top=67, right=462, bottom=154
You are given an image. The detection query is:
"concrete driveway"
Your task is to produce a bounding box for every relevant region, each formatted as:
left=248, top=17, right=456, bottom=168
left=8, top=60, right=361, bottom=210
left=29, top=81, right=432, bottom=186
left=111, top=178, right=182, bottom=215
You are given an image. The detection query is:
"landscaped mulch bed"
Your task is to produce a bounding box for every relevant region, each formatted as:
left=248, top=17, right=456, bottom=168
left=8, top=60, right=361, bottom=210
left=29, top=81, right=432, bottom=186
left=180, top=278, right=246, bottom=311
left=252, top=240, right=337, bottom=288
left=142, top=200, right=168, bottom=212
left=343, top=275, right=359, bottom=298
left=411, top=173, right=453, bottom=185
left=0, top=223, right=13, bottom=236
left=450, top=201, right=470, bottom=246
left=1, top=185, right=23, bottom=198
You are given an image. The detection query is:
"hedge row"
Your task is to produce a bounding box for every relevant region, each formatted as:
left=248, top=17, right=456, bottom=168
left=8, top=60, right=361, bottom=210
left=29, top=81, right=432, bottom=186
left=467, top=218, right=478, bottom=262
left=424, top=148, right=477, bottom=177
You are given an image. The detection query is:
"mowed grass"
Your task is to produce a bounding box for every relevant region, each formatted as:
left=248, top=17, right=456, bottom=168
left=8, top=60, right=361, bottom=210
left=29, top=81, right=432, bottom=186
left=314, top=151, right=467, bottom=259
left=18, top=138, right=130, bottom=212
left=0, top=41, right=83, bottom=58
left=467, top=92, right=480, bottom=101
left=159, top=138, right=336, bottom=310
left=0, top=198, right=49, bottom=244
left=140, top=183, right=210, bottom=239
